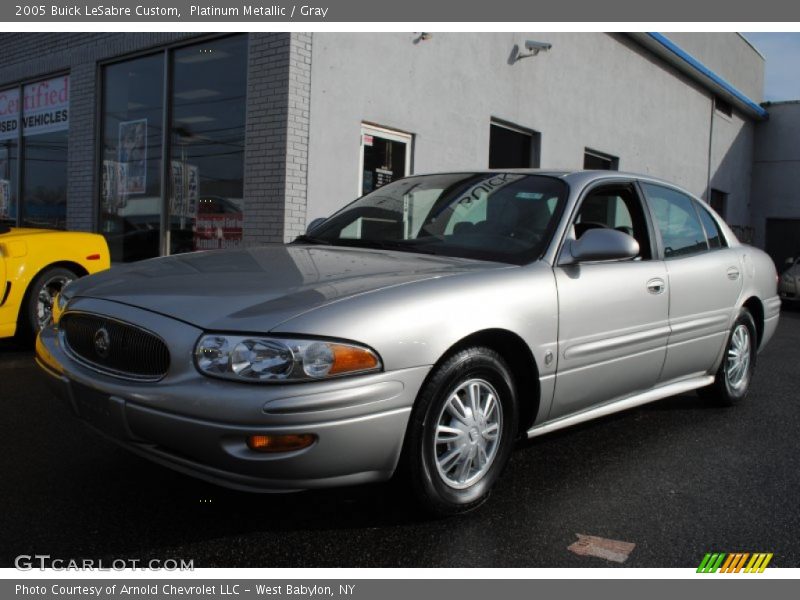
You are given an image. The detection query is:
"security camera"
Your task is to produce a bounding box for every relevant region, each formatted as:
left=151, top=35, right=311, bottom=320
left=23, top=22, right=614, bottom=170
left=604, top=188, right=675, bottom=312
left=525, top=40, right=552, bottom=54
left=511, top=40, right=553, bottom=63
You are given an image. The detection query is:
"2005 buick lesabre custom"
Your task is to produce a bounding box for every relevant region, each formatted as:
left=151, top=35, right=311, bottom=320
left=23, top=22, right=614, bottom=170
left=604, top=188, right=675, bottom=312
left=36, top=170, right=780, bottom=514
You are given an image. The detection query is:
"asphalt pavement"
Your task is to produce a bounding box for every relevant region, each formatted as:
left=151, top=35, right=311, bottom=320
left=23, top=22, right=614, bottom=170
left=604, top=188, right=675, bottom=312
left=1, top=310, right=799, bottom=568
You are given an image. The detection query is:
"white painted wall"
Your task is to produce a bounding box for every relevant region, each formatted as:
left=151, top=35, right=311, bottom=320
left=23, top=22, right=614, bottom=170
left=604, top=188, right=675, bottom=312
left=306, top=32, right=761, bottom=237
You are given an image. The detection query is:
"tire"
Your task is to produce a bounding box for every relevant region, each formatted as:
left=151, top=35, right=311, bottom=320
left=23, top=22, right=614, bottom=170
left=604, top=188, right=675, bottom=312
left=16, top=266, right=78, bottom=344
left=698, top=308, right=757, bottom=406
left=403, top=346, right=518, bottom=516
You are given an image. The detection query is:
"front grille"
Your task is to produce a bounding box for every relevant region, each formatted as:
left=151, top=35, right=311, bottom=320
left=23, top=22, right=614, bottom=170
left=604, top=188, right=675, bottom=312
left=61, top=313, right=170, bottom=381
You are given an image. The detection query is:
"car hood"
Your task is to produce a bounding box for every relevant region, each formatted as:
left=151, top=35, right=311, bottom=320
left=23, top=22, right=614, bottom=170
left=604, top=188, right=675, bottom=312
left=68, top=244, right=506, bottom=331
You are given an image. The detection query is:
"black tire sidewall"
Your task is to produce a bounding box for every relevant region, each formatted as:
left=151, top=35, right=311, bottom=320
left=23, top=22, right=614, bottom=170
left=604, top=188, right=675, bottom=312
left=408, top=347, right=518, bottom=515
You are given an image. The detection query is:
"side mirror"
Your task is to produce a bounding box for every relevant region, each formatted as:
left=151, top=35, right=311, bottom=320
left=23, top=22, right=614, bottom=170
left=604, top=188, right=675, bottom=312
left=306, top=217, right=326, bottom=235
left=568, top=228, right=639, bottom=263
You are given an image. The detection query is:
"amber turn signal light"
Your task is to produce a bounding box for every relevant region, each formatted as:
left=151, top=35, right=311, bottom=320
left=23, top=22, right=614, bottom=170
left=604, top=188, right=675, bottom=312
left=329, top=343, right=380, bottom=375
left=246, top=433, right=317, bottom=453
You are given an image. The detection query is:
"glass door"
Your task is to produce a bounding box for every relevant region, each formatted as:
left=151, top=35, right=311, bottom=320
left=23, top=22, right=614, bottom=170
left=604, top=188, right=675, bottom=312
left=359, top=124, right=412, bottom=196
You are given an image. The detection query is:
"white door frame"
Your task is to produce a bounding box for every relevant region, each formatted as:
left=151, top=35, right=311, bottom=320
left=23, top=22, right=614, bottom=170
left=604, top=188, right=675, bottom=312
left=358, top=123, right=413, bottom=197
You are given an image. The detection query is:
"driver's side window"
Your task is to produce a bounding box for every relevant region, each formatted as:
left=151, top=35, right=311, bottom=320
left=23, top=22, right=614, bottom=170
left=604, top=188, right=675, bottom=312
left=573, top=185, right=652, bottom=260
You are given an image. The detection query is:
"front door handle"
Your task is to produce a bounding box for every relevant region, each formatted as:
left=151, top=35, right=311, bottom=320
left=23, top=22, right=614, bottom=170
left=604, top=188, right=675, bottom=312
left=646, top=278, right=665, bottom=295
left=727, top=267, right=741, bottom=280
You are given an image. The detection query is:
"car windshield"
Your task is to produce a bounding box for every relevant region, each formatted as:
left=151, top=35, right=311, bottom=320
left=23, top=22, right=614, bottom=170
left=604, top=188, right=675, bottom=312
left=300, top=173, right=569, bottom=264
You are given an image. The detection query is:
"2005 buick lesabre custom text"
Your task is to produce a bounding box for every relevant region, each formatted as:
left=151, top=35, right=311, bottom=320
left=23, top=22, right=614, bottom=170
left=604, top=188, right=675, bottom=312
left=36, top=171, right=780, bottom=514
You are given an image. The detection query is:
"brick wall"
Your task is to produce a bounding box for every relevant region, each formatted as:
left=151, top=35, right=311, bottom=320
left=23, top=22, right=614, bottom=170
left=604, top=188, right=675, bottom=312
left=242, top=32, right=312, bottom=245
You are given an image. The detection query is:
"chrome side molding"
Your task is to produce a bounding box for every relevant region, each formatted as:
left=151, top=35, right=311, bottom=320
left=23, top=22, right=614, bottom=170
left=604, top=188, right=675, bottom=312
left=527, top=374, right=715, bottom=439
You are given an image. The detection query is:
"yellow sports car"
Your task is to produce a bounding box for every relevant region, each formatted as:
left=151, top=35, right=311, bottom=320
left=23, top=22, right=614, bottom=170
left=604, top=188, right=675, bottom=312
left=0, top=225, right=110, bottom=342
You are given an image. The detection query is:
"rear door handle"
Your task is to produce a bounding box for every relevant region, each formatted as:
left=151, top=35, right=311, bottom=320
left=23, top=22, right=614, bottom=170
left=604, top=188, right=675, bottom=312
left=646, top=278, right=665, bottom=295
left=727, top=267, right=741, bottom=280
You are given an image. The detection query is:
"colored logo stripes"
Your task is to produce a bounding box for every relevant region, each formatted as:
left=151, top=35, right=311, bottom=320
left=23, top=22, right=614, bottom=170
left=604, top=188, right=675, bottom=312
left=697, top=552, right=773, bottom=573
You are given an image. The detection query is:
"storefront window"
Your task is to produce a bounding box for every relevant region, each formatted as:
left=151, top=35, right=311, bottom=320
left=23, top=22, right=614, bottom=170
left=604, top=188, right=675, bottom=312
left=0, top=88, right=18, bottom=227
left=169, top=35, right=247, bottom=253
left=21, top=76, right=69, bottom=228
left=0, top=77, right=69, bottom=229
left=100, top=54, right=165, bottom=262
left=99, top=35, right=247, bottom=262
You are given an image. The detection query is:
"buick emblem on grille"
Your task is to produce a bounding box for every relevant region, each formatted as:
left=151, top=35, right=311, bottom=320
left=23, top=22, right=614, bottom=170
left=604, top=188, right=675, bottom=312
left=93, top=327, right=111, bottom=359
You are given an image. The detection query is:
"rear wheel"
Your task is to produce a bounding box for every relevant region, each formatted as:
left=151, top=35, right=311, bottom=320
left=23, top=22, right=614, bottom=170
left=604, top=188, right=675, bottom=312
left=698, top=308, right=757, bottom=406
left=403, top=347, right=518, bottom=516
left=17, top=266, right=77, bottom=344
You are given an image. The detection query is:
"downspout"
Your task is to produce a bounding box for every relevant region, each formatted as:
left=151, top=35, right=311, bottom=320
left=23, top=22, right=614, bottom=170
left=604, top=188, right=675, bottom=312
left=706, top=97, right=714, bottom=201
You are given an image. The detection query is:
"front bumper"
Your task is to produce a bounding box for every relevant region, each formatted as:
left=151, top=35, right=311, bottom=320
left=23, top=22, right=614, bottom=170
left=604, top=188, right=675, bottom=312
left=35, top=301, right=430, bottom=492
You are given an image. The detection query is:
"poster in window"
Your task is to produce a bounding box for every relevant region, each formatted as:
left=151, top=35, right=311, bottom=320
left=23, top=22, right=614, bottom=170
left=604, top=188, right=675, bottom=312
left=170, top=160, right=184, bottom=215
left=0, top=179, right=9, bottom=220
left=187, top=164, right=199, bottom=218
left=118, top=119, right=147, bottom=194
left=0, top=146, right=10, bottom=219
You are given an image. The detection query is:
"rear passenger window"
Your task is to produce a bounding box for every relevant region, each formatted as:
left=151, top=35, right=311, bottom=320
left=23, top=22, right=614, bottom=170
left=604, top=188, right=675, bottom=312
left=695, top=202, right=726, bottom=249
left=642, top=183, right=708, bottom=258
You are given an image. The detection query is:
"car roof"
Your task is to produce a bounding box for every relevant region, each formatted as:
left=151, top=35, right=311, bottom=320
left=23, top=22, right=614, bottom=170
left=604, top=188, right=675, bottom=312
left=413, top=168, right=675, bottom=183
left=408, top=169, right=694, bottom=197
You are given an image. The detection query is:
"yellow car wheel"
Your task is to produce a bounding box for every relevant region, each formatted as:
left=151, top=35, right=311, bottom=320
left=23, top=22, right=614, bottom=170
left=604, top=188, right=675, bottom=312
left=18, top=266, right=78, bottom=343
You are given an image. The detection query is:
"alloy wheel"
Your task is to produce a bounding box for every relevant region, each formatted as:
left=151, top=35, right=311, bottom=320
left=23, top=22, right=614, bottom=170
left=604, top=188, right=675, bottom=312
left=433, top=378, right=503, bottom=490
left=725, top=324, right=751, bottom=392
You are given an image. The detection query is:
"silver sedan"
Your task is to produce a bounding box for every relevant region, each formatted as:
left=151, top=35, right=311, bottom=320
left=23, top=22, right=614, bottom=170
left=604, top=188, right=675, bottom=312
left=36, top=170, right=780, bottom=515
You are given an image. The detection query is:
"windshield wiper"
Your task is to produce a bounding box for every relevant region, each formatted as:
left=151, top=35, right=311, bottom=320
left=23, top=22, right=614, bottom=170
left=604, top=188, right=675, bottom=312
left=340, top=239, right=441, bottom=255
left=293, top=234, right=333, bottom=245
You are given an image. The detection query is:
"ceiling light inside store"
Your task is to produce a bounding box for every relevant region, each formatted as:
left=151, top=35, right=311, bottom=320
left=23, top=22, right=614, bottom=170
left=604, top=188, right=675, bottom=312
left=175, top=115, right=215, bottom=124
left=176, top=50, right=231, bottom=64
left=174, top=88, right=221, bottom=100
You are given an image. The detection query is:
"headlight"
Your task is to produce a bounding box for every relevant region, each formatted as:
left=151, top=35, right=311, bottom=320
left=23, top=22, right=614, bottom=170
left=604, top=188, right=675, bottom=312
left=52, top=292, right=70, bottom=326
left=194, top=335, right=382, bottom=382
left=782, top=273, right=794, bottom=284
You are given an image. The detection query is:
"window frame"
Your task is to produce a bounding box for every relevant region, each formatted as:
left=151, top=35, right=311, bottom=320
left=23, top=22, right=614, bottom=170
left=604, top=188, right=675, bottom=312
left=692, top=199, right=728, bottom=252
left=556, top=178, right=658, bottom=265
left=0, top=69, right=71, bottom=228
left=358, top=122, right=413, bottom=198
left=488, top=118, right=541, bottom=169
left=583, top=148, right=620, bottom=171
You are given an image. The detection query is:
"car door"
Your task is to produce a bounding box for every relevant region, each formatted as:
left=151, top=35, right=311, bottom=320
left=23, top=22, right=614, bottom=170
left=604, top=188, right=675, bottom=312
left=640, top=183, right=744, bottom=381
left=550, top=182, right=670, bottom=420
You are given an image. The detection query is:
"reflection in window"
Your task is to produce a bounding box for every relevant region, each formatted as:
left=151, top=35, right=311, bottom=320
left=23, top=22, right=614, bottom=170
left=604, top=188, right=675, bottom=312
left=21, top=76, right=69, bottom=229
left=642, top=183, right=709, bottom=258
left=169, top=35, right=247, bottom=254
left=100, top=55, right=165, bottom=262
left=0, top=77, right=69, bottom=229
left=0, top=87, right=18, bottom=225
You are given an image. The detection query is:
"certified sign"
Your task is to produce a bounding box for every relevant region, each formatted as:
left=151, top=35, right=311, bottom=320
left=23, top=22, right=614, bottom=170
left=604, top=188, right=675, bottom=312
left=0, top=75, right=69, bottom=141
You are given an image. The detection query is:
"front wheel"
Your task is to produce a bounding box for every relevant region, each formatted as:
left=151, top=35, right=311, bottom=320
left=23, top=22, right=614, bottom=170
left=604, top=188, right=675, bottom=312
left=699, top=308, right=757, bottom=406
left=18, top=266, right=77, bottom=344
left=403, top=347, right=518, bottom=516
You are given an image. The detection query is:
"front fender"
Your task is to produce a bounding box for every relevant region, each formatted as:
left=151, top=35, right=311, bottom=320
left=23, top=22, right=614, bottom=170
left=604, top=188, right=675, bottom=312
left=269, top=262, right=559, bottom=377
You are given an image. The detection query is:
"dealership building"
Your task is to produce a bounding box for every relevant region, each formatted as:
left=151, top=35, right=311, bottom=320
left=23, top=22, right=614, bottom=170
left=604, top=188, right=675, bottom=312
left=0, top=32, right=797, bottom=265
